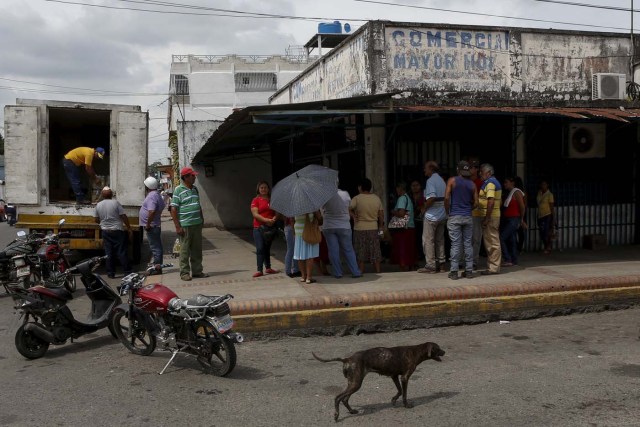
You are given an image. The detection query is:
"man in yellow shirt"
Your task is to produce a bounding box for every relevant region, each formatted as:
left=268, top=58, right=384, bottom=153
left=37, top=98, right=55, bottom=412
left=478, top=163, right=502, bottom=275
left=63, top=147, right=105, bottom=204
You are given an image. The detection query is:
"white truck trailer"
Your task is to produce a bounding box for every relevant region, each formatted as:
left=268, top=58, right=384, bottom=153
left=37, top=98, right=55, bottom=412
left=3, top=99, right=148, bottom=262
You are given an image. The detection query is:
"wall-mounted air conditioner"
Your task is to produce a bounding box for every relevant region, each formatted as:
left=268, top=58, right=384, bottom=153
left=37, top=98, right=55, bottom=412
left=567, top=123, right=606, bottom=158
left=592, top=73, right=626, bottom=100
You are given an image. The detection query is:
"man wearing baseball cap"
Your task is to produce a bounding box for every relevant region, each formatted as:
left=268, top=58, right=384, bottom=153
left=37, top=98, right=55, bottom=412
left=62, top=146, right=105, bottom=204
left=170, top=166, right=208, bottom=281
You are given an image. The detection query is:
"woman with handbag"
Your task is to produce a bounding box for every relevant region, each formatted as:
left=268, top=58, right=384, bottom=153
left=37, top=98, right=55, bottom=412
left=250, top=181, right=280, bottom=278
left=293, top=210, right=323, bottom=284
left=389, top=182, right=416, bottom=271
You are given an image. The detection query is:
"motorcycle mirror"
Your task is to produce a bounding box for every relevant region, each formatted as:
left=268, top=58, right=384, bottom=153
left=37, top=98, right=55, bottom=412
left=16, top=231, right=26, bottom=238
left=58, top=218, right=66, bottom=226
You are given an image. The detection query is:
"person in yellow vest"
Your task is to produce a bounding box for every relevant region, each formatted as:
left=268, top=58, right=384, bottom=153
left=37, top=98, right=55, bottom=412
left=63, top=147, right=105, bottom=204
left=478, top=163, right=502, bottom=275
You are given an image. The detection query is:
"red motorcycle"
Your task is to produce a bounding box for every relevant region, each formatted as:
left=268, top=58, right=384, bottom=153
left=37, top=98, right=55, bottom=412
left=35, top=229, right=77, bottom=293
left=112, top=266, right=243, bottom=376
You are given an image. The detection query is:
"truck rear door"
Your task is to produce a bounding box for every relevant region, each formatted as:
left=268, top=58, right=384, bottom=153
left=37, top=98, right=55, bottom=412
left=115, top=111, right=148, bottom=206
left=4, top=106, right=39, bottom=204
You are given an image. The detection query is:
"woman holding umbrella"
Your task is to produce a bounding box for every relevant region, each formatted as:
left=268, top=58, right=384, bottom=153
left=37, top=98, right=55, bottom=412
left=250, top=181, right=280, bottom=278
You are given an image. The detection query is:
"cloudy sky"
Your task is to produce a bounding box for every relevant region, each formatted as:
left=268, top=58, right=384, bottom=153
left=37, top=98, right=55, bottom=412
left=0, top=0, right=635, bottom=163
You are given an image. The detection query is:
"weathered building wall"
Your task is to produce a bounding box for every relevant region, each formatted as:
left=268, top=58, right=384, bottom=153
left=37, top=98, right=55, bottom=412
left=271, top=21, right=635, bottom=105
left=190, top=157, right=271, bottom=229
left=271, top=27, right=372, bottom=104
left=519, top=33, right=631, bottom=98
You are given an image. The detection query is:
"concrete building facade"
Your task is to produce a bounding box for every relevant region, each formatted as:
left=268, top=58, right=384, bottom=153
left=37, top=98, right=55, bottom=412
left=195, top=21, right=640, bottom=250
left=168, top=54, right=314, bottom=228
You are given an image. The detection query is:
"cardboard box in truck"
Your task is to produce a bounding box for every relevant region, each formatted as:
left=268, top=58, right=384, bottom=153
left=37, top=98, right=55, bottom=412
left=3, top=99, right=148, bottom=263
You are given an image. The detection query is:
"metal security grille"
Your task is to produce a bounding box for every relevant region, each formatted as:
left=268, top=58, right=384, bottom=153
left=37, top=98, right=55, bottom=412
left=234, top=72, right=277, bottom=92
left=394, top=139, right=461, bottom=181
left=523, top=182, right=636, bottom=251
left=173, top=75, right=189, bottom=95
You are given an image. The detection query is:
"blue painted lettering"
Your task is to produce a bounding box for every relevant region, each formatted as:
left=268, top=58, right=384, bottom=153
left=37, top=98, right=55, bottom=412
left=445, top=53, right=455, bottom=69
left=446, top=32, right=457, bottom=48
left=434, top=53, right=443, bottom=69
left=460, top=32, right=472, bottom=48
left=475, top=33, right=485, bottom=49
left=422, top=54, right=431, bottom=68
left=409, top=54, right=419, bottom=69
left=410, top=31, right=422, bottom=47
left=394, top=54, right=406, bottom=68
left=464, top=53, right=473, bottom=70
left=427, top=31, right=441, bottom=47
left=392, top=30, right=405, bottom=47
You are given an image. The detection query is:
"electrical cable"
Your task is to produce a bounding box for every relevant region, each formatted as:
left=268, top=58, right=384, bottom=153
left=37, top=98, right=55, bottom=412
left=354, top=0, right=639, bottom=32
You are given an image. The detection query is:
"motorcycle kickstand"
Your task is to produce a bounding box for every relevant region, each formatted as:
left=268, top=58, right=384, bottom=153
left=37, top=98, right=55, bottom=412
left=159, top=348, right=182, bottom=375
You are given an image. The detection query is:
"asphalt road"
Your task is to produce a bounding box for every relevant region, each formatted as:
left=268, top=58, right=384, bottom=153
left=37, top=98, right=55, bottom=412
left=1, top=277, right=639, bottom=427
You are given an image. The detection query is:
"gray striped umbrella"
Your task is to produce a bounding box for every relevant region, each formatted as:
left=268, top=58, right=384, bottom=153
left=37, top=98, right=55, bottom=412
left=270, top=164, right=339, bottom=217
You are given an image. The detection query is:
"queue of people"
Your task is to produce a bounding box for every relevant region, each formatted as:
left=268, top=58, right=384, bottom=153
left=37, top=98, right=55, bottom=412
left=247, top=163, right=557, bottom=282
left=90, top=161, right=554, bottom=283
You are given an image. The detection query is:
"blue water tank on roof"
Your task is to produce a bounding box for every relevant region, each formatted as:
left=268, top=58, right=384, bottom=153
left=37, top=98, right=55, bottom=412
left=318, top=21, right=342, bottom=34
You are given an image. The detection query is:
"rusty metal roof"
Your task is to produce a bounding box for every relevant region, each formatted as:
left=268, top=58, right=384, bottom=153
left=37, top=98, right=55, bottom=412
left=396, top=105, right=640, bottom=122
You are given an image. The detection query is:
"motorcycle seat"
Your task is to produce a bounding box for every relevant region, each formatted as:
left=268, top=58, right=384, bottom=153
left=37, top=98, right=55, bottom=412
left=186, top=294, right=222, bottom=306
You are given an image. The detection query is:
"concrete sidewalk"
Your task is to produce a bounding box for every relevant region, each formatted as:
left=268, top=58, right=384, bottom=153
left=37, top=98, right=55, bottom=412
left=144, top=216, right=640, bottom=335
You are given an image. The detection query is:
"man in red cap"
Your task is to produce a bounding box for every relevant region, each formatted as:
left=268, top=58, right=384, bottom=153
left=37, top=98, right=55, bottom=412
left=170, top=166, right=208, bottom=281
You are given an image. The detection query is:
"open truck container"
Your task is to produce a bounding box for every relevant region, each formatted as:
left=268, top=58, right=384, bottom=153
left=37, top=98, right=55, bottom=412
left=3, top=99, right=148, bottom=263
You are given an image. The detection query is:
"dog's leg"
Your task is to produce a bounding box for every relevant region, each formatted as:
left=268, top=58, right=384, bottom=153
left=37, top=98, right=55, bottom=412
left=334, top=370, right=364, bottom=421
left=390, top=375, right=402, bottom=406
left=401, top=369, right=416, bottom=408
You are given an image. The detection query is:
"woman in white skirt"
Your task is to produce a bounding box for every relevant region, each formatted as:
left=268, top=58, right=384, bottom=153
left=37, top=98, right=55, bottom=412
left=293, top=210, right=323, bottom=284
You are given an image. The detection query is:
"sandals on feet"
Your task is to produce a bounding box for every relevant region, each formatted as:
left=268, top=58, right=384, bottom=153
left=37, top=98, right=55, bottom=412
left=305, top=279, right=316, bottom=284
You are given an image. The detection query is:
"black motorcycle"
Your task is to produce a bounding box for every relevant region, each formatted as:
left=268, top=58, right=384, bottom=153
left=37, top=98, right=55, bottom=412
left=6, top=255, right=121, bottom=359
left=0, top=230, right=46, bottom=290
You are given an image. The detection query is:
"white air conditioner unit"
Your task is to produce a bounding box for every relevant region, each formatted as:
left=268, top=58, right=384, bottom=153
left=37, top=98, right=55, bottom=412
left=567, top=123, right=606, bottom=158
left=592, top=73, right=626, bottom=100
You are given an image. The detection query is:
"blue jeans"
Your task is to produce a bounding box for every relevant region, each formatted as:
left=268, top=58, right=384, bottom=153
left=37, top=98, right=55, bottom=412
left=284, top=225, right=299, bottom=275
left=322, top=228, right=361, bottom=277
left=102, top=230, right=130, bottom=276
left=62, top=159, right=84, bottom=202
left=447, top=216, right=473, bottom=272
left=146, top=226, right=163, bottom=265
left=500, top=217, right=520, bottom=264
left=253, top=228, right=272, bottom=272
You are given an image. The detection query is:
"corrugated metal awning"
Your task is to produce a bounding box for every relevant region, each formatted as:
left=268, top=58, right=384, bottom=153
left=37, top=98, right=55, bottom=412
left=193, top=93, right=640, bottom=163
left=396, top=105, right=640, bottom=122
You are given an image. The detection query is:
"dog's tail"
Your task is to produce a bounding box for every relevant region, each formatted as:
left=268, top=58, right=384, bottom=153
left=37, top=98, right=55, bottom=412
left=312, top=352, right=345, bottom=363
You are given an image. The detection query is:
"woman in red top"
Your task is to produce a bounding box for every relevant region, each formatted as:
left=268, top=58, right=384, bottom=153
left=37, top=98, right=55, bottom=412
left=250, top=181, right=279, bottom=278
left=500, top=177, right=527, bottom=266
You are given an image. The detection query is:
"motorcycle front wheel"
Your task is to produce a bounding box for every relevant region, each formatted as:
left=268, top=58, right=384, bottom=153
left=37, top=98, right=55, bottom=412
left=15, top=324, right=49, bottom=359
left=64, top=275, right=77, bottom=293
left=20, top=270, right=41, bottom=289
left=194, top=320, right=236, bottom=377
left=112, top=310, right=156, bottom=356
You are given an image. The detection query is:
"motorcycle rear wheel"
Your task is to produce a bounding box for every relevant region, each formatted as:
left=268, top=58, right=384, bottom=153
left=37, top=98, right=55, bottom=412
left=112, top=310, right=156, bottom=356
left=15, top=324, right=49, bottom=359
left=194, top=320, right=236, bottom=377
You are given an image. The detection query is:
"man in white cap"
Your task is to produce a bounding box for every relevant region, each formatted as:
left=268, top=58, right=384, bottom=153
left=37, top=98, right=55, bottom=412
left=140, top=177, right=165, bottom=275
left=63, top=146, right=105, bottom=204
left=95, top=186, right=132, bottom=278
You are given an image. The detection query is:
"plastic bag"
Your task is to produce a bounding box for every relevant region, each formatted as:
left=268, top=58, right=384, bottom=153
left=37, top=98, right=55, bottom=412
left=172, top=237, right=181, bottom=258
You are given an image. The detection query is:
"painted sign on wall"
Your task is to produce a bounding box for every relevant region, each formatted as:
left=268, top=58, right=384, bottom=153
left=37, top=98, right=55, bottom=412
left=324, top=30, right=370, bottom=99
left=385, top=26, right=511, bottom=90
left=291, top=30, right=370, bottom=103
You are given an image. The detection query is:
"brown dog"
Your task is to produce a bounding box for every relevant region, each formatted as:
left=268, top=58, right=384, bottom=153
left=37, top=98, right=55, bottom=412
left=313, top=341, right=445, bottom=421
